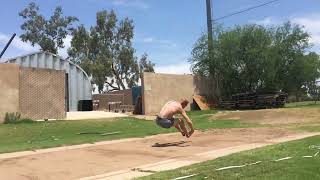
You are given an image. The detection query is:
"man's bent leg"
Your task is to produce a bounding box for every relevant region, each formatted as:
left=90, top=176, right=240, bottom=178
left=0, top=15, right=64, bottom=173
left=175, top=124, right=185, bottom=136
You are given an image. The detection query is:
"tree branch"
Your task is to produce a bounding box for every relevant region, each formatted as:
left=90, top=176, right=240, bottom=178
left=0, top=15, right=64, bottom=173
left=111, top=62, right=126, bottom=90
left=105, top=80, right=120, bottom=91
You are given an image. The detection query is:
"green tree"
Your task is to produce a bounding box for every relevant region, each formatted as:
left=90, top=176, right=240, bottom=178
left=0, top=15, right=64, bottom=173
left=191, top=24, right=273, bottom=97
left=139, top=53, right=155, bottom=78
left=19, top=2, right=78, bottom=54
left=190, top=24, right=223, bottom=100
left=308, top=80, right=320, bottom=104
left=218, top=25, right=272, bottom=95
left=271, top=22, right=311, bottom=99
left=304, top=53, right=320, bottom=102
left=68, top=10, right=154, bottom=93
left=190, top=22, right=320, bottom=99
left=190, top=34, right=210, bottom=76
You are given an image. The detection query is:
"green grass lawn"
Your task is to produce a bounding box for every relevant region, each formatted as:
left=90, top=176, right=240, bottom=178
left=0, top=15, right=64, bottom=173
left=0, top=110, right=259, bottom=154
left=285, top=101, right=320, bottom=108
left=137, top=135, right=320, bottom=180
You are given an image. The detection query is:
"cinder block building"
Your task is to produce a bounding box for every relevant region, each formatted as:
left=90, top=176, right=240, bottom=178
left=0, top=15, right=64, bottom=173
left=0, top=51, right=92, bottom=122
left=5, top=51, right=92, bottom=112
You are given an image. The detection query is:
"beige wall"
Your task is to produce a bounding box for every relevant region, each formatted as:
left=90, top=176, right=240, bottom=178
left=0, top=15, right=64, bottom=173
left=142, top=72, right=194, bottom=115
left=0, top=64, right=20, bottom=123
left=193, top=75, right=218, bottom=104
left=142, top=73, right=217, bottom=115
left=19, top=67, right=66, bottom=120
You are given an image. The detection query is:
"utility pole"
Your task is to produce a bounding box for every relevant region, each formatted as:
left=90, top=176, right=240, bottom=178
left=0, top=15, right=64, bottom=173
left=206, top=0, right=213, bottom=58
left=0, top=33, right=16, bottom=59
left=206, top=0, right=220, bottom=102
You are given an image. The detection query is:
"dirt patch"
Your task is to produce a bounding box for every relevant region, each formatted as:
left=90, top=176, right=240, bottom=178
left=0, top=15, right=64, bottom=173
left=0, top=127, right=305, bottom=180
left=212, top=108, right=320, bottom=124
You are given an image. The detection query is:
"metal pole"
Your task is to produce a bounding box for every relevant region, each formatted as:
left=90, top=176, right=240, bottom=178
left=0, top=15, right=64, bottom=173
left=206, top=0, right=213, bottom=57
left=0, top=33, right=16, bottom=59
left=206, top=0, right=220, bottom=101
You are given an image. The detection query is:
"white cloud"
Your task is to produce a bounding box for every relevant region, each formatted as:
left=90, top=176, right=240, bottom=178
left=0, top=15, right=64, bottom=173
left=142, top=37, right=154, bottom=43
left=252, top=14, right=320, bottom=53
left=252, top=17, right=281, bottom=26
left=112, top=0, right=149, bottom=9
left=138, top=36, right=177, bottom=48
left=155, top=63, right=191, bottom=75
left=291, top=14, right=320, bottom=45
left=0, top=32, right=39, bottom=52
left=58, top=35, right=72, bottom=59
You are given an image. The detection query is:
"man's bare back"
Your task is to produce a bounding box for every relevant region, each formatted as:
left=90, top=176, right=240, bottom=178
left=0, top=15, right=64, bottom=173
left=159, top=101, right=182, bottom=119
left=155, top=99, right=195, bottom=137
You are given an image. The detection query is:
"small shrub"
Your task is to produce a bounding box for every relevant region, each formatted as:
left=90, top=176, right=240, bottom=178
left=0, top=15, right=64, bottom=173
left=3, top=112, right=30, bottom=124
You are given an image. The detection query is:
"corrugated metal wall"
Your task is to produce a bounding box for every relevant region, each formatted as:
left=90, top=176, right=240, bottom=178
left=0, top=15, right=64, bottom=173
left=5, top=52, right=92, bottom=111
left=132, top=86, right=141, bottom=105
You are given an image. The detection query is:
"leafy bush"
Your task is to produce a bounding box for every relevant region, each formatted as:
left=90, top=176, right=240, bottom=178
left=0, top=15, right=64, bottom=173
left=4, top=112, right=21, bottom=124
left=4, top=112, right=33, bottom=124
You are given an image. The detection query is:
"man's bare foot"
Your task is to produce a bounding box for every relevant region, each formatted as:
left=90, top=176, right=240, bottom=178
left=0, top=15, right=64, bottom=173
left=182, top=131, right=189, bottom=136
left=187, top=130, right=194, bottom=138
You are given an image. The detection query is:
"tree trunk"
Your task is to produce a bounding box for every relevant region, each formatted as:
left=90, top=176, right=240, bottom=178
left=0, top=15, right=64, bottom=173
left=295, top=91, right=299, bottom=102
left=111, top=63, right=126, bottom=90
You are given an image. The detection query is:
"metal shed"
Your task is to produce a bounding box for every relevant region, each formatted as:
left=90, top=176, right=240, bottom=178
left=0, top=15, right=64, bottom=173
left=5, top=51, right=92, bottom=111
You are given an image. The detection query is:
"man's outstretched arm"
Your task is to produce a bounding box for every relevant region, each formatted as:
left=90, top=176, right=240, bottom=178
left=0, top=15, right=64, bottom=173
left=181, top=110, right=194, bottom=137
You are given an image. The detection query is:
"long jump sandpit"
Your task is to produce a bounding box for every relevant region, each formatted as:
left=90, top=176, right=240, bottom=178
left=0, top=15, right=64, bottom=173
left=0, top=128, right=319, bottom=180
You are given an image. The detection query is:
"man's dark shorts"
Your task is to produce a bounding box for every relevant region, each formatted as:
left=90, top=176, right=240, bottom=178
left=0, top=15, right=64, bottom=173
left=155, top=116, right=175, bottom=128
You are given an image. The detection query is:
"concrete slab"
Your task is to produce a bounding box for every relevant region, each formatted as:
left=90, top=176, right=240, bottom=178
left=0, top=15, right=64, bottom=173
left=65, top=111, right=128, bottom=120
left=130, top=115, right=157, bottom=121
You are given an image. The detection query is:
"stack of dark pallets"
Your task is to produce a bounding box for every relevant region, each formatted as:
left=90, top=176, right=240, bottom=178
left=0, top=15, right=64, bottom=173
left=219, top=91, right=287, bottom=110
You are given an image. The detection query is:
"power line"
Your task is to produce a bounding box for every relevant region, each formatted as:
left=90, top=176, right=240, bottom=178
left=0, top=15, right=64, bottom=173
left=213, top=0, right=281, bottom=22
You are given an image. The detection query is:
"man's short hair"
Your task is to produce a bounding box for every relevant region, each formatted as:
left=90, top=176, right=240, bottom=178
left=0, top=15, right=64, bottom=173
left=180, top=98, right=189, bottom=104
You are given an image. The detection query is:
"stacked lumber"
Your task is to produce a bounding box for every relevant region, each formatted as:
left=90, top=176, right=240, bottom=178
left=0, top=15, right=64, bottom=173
left=219, top=91, right=287, bottom=110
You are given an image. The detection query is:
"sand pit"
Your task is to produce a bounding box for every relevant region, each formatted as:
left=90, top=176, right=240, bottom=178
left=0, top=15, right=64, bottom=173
left=0, top=128, right=318, bottom=180
left=212, top=108, right=320, bottom=124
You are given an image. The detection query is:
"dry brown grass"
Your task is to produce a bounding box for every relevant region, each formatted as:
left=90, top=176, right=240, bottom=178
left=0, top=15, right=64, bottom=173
left=211, top=108, right=320, bottom=124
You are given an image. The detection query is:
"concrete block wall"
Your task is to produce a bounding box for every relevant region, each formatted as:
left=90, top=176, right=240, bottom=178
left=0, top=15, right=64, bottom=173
left=107, top=89, right=133, bottom=105
left=0, top=64, right=66, bottom=122
left=19, top=67, right=66, bottom=120
left=93, top=89, right=133, bottom=110
left=93, top=94, right=125, bottom=110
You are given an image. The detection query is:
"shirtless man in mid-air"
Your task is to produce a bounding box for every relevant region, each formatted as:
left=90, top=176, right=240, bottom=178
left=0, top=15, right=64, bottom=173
left=155, top=99, right=194, bottom=138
